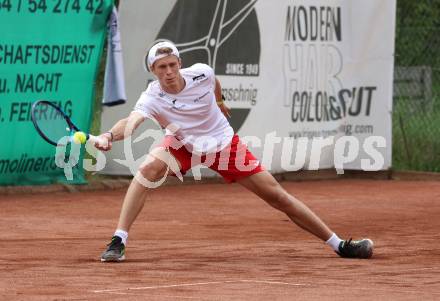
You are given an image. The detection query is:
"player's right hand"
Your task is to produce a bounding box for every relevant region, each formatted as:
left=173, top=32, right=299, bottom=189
left=94, top=134, right=112, bottom=151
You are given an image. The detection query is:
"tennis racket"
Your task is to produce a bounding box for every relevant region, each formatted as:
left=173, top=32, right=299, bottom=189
left=31, top=100, right=106, bottom=147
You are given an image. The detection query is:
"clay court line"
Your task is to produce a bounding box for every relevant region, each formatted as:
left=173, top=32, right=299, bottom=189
left=104, top=292, right=201, bottom=299
left=92, top=279, right=309, bottom=294
left=378, top=266, right=439, bottom=271
left=239, top=280, right=309, bottom=286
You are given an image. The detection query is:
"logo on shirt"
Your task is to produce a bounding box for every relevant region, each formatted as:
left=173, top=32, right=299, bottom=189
left=154, top=0, right=260, bottom=132
left=193, top=91, right=210, bottom=103
left=158, top=91, right=184, bottom=109
left=192, top=74, right=206, bottom=81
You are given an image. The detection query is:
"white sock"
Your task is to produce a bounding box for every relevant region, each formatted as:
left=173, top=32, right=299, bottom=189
left=326, top=233, right=343, bottom=252
left=114, top=229, right=128, bottom=245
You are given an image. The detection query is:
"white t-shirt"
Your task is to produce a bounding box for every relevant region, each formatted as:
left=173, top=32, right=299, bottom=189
left=134, top=63, right=234, bottom=154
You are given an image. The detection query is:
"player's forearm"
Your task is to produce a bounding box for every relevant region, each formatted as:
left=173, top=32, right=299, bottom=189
left=106, top=113, right=144, bottom=142
left=214, top=78, right=223, bottom=104
left=107, top=118, right=131, bottom=142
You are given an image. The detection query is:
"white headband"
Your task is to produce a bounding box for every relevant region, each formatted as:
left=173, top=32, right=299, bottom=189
left=146, top=40, right=180, bottom=71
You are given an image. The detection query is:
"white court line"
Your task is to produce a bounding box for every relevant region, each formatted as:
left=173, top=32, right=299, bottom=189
left=92, top=279, right=440, bottom=297
left=398, top=267, right=439, bottom=272
left=93, top=281, right=235, bottom=293
left=92, top=279, right=309, bottom=294
left=106, top=292, right=201, bottom=299
left=239, top=280, right=309, bottom=287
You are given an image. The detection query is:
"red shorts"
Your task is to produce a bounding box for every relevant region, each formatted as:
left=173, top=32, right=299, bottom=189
left=159, top=134, right=264, bottom=183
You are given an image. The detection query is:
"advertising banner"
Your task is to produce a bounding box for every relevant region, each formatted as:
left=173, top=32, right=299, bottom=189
left=101, top=0, right=396, bottom=176
left=0, top=0, right=113, bottom=185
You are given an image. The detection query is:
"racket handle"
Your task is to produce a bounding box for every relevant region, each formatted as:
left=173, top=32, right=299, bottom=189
left=87, top=134, right=109, bottom=147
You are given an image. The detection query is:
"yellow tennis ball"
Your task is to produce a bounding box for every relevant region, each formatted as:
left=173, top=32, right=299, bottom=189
left=73, top=131, right=87, bottom=144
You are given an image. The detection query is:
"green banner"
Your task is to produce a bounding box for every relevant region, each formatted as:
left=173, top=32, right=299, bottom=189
left=0, top=0, right=113, bottom=185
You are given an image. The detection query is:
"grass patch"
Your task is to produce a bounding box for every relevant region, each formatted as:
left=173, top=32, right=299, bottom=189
left=393, top=95, right=440, bottom=172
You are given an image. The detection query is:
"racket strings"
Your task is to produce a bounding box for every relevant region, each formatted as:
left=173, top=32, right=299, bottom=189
left=34, top=103, right=65, bottom=121
left=33, top=102, right=73, bottom=145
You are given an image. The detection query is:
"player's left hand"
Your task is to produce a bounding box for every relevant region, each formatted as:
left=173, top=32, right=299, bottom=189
left=219, top=102, right=231, bottom=118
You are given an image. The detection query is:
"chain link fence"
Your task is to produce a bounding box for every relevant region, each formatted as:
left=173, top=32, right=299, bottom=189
left=393, top=2, right=440, bottom=172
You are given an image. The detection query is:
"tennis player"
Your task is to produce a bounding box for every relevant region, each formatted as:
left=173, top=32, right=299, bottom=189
left=96, top=40, right=373, bottom=262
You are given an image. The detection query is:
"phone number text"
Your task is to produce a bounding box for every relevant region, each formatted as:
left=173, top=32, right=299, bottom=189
left=0, top=0, right=104, bottom=14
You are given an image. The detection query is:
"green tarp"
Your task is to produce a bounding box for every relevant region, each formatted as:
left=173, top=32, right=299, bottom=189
left=0, top=0, right=113, bottom=185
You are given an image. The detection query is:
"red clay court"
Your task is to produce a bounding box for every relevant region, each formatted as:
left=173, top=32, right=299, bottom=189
left=1, top=179, right=439, bottom=300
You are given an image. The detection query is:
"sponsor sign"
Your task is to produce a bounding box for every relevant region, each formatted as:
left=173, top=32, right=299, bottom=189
left=100, top=0, right=395, bottom=175
left=0, top=0, right=113, bottom=185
